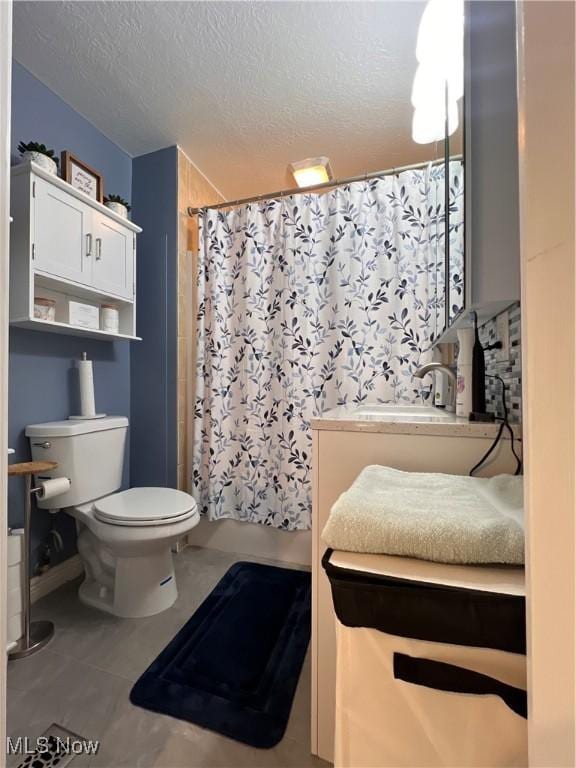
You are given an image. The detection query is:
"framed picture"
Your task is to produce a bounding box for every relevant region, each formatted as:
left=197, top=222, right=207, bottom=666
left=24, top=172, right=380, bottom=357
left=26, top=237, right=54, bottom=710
left=60, top=151, right=104, bottom=202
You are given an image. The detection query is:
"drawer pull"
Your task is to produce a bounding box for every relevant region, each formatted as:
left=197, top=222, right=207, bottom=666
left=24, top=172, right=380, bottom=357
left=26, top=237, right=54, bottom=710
left=393, top=653, right=527, bottom=718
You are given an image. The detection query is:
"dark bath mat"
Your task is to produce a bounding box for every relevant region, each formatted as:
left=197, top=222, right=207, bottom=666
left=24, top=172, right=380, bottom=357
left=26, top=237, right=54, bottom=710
left=130, top=561, right=311, bottom=748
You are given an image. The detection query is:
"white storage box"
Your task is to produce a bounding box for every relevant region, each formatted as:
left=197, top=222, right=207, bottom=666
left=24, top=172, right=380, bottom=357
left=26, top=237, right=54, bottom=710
left=323, top=549, right=527, bottom=768
left=68, top=300, right=99, bottom=329
left=7, top=531, right=23, bottom=647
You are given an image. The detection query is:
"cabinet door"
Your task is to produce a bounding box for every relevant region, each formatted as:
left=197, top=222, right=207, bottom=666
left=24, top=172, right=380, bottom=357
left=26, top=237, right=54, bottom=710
left=33, top=177, right=91, bottom=284
left=92, top=213, right=134, bottom=299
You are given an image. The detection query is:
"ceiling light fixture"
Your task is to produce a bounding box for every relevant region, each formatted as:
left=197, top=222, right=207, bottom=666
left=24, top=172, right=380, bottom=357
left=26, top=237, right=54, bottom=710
left=289, top=157, right=333, bottom=188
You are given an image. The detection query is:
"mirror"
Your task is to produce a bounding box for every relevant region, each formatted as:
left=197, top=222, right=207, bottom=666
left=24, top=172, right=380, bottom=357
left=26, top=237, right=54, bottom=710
left=414, top=1, right=466, bottom=342
left=430, top=150, right=448, bottom=342
left=447, top=98, right=465, bottom=328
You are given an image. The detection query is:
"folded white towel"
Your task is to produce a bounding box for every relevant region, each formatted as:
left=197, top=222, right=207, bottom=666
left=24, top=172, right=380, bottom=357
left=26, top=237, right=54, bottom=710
left=321, top=466, right=524, bottom=565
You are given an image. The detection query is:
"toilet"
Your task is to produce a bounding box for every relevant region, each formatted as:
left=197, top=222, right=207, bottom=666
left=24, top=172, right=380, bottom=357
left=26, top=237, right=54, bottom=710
left=26, top=416, right=199, bottom=618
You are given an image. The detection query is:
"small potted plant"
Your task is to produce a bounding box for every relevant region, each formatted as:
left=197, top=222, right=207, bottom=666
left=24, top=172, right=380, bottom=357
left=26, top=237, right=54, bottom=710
left=104, top=194, right=131, bottom=219
left=17, top=141, right=59, bottom=176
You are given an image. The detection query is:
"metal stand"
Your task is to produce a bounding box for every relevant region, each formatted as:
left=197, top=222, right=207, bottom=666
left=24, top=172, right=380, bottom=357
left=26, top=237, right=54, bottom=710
left=9, top=474, right=54, bottom=660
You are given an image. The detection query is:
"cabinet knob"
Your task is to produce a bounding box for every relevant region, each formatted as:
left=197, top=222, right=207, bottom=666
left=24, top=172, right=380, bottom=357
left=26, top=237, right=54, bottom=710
left=95, top=237, right=102, bottom=261
left=86, top=233, right=92, bottom=257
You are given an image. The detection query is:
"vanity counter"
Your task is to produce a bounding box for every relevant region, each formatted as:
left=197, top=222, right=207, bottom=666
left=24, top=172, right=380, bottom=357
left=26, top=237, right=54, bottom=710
left=311, top=405, right=522, bottom=439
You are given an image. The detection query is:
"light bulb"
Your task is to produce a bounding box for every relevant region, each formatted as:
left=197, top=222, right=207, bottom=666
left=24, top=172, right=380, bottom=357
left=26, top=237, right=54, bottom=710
left=292, top=165, right=331, bottom=188
left=289, top=156, right=333, bottom=188
left=411, top=0, right=464, bottom=144
left=411, top=64, right=446, bottom=110
left=417, top=0, right=464, bottom=67
left=446, top=54, right=464, bottom=103
left=446, top=99, right=459, bottom=136
left=416, top=0, right=445, bottom=64
left=412, top=101, right=459, bottom=144
left=415, top=0, right=464, bottom=102
left=412, top=107, right=445, bottom=145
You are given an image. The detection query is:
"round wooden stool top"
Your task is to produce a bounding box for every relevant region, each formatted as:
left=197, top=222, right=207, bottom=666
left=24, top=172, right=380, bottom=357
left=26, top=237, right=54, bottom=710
left=8, top=461, right=58, bottom=476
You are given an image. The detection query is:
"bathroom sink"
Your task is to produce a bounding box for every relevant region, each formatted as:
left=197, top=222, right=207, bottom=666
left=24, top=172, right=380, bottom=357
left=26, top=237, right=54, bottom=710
left=351, top=404, right=454, bottom=420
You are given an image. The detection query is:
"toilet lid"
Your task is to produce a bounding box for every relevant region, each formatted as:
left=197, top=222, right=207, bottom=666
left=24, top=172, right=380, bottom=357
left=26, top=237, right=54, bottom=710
left=94, top=487, right=197, bottom=526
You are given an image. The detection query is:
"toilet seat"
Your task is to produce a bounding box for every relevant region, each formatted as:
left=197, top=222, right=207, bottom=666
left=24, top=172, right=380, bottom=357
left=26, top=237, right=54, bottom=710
left=94, top=487, right=197, bottom=527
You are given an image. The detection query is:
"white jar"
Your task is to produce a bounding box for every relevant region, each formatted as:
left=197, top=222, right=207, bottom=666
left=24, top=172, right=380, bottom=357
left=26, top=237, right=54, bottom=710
left=101, top=304, right=119, bottom=333
left=34, top=297, right=56, bottom=322
left=22, top=151, right=58, bottom=176
left=104, top=201, right=128, bottom=219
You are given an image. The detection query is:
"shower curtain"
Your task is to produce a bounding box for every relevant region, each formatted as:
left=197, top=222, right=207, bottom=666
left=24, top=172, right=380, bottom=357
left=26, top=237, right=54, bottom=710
left=192, top=166, right=444, bottom=530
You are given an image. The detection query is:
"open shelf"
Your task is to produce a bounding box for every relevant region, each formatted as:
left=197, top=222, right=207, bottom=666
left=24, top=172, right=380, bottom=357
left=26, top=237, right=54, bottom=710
left=23, top=274, right=138, bottom=340
left=11, top=316, right=141, bottom=341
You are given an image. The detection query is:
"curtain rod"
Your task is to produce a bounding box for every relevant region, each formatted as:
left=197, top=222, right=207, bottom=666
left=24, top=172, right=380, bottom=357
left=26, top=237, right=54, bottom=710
left=187, top=154, right=463, bottom=216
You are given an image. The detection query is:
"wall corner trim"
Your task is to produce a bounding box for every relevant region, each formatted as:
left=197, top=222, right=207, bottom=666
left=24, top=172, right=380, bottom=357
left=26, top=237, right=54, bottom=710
left=176, top=144, right=227, bottom=201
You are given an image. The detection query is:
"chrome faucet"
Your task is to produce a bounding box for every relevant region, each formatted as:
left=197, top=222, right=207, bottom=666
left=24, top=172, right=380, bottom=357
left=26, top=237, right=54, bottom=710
left=414, top=362, right=457, bottom=412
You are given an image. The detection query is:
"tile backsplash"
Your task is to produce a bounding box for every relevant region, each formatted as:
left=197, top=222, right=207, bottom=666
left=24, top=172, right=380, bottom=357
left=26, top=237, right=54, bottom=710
left=480, top=303, right=522, bottom=422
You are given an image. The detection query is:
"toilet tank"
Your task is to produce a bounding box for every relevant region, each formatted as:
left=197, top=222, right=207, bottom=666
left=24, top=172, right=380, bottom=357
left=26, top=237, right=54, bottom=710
left=25, top=416, right=129, bottom=509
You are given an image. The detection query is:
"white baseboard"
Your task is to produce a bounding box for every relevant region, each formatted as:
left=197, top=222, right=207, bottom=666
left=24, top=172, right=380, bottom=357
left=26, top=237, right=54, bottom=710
left=30, top=555, right=84, bottom=604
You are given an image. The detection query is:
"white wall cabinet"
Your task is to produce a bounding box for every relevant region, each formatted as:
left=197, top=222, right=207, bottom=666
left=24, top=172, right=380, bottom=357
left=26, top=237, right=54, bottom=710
left=10, top=161, right=142, bottom=340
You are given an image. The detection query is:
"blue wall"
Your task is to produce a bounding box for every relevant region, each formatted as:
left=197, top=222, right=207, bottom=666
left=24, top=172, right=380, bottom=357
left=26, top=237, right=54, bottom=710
left=10, top=62, right=131, bottom=198
left=130, top=147, right=178, bottom=489
left=9, top=62, right=133, bottom=572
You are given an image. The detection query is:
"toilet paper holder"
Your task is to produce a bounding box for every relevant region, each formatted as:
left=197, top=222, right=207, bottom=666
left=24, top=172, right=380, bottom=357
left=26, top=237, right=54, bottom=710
left=34, top=476, right=72, bottom=501
left=7, top=461, right=72, bottom=660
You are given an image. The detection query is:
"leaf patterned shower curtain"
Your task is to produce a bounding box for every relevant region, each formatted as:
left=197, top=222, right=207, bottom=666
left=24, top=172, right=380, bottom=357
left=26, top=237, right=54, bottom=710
left=192, top=166, right=444, bottom=531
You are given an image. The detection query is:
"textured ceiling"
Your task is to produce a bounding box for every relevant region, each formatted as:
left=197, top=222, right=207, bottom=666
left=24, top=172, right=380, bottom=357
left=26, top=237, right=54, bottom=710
left=12, top=1, right=437, bottom=199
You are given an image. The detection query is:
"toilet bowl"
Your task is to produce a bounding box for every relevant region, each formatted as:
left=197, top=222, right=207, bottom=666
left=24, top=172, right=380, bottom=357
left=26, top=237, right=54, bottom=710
left=72, top=487, right=199, bottom=617
left=26, top=417, right=200, bottom=618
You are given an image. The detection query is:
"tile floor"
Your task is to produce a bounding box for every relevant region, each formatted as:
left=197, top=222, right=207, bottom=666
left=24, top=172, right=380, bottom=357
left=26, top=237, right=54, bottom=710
left=7, top=547, right=326, bottom=768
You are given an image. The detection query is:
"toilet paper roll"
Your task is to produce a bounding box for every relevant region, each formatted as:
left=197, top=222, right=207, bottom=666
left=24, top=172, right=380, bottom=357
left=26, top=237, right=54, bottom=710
left=36, top=477, right=71, bottom=501
left=78, top=358, right=96, bottom=418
